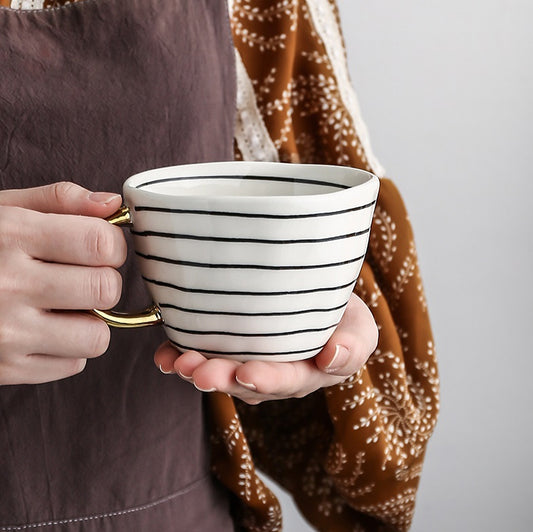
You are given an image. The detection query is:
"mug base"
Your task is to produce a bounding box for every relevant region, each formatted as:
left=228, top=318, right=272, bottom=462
left=169, top=341, right=321, bottom=362
left=203, top=350, right=321, bottom=363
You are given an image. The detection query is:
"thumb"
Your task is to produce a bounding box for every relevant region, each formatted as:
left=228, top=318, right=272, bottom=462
left=313, top=294, right=379, bottom=377
left=314, top=342, right=356, bottom=378
left=0, top=181, right=122, bottom=217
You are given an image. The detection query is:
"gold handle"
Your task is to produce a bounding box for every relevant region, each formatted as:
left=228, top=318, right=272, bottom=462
left=105, top=204, right=132, bottom=226
left=90, top=205, right=163, bottom=329
left=91, top=304, right=162, bottom=329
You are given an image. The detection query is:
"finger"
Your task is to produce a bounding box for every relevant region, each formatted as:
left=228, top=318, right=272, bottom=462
left=18, top=354, right=87, bottom=385
left=29, top=211, right=126, bottom=266
left=27, top=262, right=122, bottom=310
left=234, top=359, right=340, bottom=398
left=153, top=341, right=181, bottom=374
left=25, top=310, right=111, bottom=359
left=0, top=182, right=122, bottom=217
left=186, top=356, right=242, bottom=393
left=171, top=349, right=210, bottom=380
left=314, top=294, right=378, bottom=377
left=168, top=348, right=241, bottom=392
left=1, top=207, right=127, bottom=267
left=172, top=350, right=336, bottom=403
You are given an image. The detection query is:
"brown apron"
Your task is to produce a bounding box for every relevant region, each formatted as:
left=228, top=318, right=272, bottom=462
left=0, top=0, right=236, bottom=530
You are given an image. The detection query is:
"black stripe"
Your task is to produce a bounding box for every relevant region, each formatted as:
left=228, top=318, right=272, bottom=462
left=164, top=322, right=339, bottom=337
left=169, top=340, right=326, bottom=357
left=131, top=228, right=370, bottom=244
left=142, top=276, right=356, bottom=296
left=135, top=174, right=349, bottom=190
left=158, top=300, right=349, bottom=317
left=134, top=199, right=376, bottom=219
left=135, top=251, right=365, bottom=270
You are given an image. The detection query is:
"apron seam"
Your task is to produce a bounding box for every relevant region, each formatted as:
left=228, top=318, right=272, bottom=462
left=0, top=473, right=213, bottom=531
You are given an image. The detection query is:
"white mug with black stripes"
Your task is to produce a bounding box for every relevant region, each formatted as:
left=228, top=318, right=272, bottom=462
left=92, top=161, right=379, bottom=362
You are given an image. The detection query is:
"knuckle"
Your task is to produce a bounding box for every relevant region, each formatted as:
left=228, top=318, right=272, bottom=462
left=50, top=181, right=77, bottom=208
left=90, top=267, right=122, bottom=309
left=0, top=321, right=15, bottom=351
left=0, top=264, right=32, bottom=308
left=0, top=208, right=11, bottom=245
left=0, top=206, right=23, bottom=249
left=0, top=267, right=16, bottom=298
left=85, top=221, right=116, bottom=265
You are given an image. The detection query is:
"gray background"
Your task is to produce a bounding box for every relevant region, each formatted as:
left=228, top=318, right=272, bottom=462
left=267, top=0, right=533, bottom=530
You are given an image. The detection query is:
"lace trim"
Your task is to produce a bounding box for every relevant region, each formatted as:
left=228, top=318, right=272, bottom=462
left=305, top=0, right=385, bottom=177
left=9, top=0, right=45, bottom=8
left=233, top=49, right=280, bottom=162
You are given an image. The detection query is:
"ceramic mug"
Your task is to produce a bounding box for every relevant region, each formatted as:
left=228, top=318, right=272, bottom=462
left=92, top=161, right=380, bottom=362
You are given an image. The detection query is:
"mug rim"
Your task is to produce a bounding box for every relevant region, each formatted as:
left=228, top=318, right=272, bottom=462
left=123, top=161, right=379, bottom=204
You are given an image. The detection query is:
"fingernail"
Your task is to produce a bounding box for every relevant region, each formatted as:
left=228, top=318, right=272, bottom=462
left=194, top=383, right=217, bottom=393
left=325, top=345, right=350, bottom=374
left=177, top=369, right=193, bottom=380
left=89, top=192, right=121, bottom=205
left=235, top=376, right=257, bottom=391
left=159, top=364, right=175, bottom=375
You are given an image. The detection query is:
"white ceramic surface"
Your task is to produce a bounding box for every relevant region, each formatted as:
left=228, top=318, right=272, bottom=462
left=123, top=161, right=379, bottom=362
